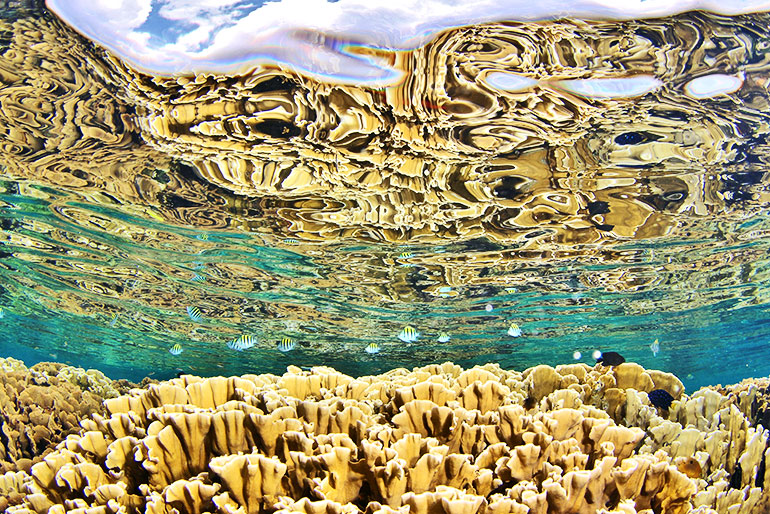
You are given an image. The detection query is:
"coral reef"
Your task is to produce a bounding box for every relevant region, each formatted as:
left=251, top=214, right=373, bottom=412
left=0, top=358, right=125, bottom=475
left=714, top=377, right=770, bottom=431
left=29, top=362, right=121, bottom=400
left=4, top=361, right=770, bottom=513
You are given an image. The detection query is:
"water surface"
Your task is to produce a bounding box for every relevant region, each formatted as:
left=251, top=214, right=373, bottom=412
left=1, top=3, right=770, bottom=390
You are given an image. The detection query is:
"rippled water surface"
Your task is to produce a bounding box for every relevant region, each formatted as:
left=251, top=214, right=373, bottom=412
left=1, top=2, right=770, bottom=389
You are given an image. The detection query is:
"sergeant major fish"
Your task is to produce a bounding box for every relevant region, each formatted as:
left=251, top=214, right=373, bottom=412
left=507, top=322, right=522, bottom=337
left=398, top=326, right=419, bottom=343
left=228, top=335, right=256, bottom=351
left=186, top=306, right=203, bottom=322
left=168, top=343, right=183, bottom=356
left=277, top=337, right=296, bottom=352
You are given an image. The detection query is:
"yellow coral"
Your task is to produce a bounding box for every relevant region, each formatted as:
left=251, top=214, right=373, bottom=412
left=6, top=362, right=770, bottom=514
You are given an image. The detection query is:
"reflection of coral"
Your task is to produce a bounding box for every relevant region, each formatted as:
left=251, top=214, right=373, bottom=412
left=8, top=362, right=770, bottom=514
left=0, top=358, right=120, bottom=474
left=111, top=13, right=770, bottom=246
left=1, top=12, right=770, bottom=338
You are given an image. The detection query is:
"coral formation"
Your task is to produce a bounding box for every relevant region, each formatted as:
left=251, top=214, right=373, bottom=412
left=0, top=358, right=125, bottom=476
left=4, top=361, right=770, bottom=514
left=28, top=362, right=121, bottom=400
left=715, top=377, right=770, bottom=431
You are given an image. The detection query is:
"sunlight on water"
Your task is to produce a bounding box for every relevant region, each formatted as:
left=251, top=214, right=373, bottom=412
left=0, top=2, right=769, bottom=393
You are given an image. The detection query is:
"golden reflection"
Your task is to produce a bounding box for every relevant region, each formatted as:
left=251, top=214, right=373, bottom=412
left=0, top=9, right=769, bottom=343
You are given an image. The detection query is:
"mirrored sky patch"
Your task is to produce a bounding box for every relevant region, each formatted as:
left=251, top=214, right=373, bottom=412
left=46, top=0, right=770, bottom=84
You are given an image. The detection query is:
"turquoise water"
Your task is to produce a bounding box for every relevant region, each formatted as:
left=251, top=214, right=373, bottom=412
left=1, top=4, right=770, bottom=391
left=1, top=181, right=769, bottom=390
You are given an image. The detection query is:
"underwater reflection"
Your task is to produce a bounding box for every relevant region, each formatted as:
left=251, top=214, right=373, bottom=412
left=0, top=8, right=769, bottom=378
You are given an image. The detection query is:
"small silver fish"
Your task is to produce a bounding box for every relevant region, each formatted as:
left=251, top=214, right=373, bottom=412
left=186, top=306, right=203, bottom=322
left=278, top=337, right=296, bottom=352
left=398, top=326, right=419, bottom=343
left=365, top=342, right=380, bottom=354
left=169, top=343, right=183, bottom=356
left=507, top=322, right=522, bottom=337
left=650, top=339, right=660, bottom=357
left=227, top=334, right=256, bottom=351
left=437, top=332, right=450, bottom=343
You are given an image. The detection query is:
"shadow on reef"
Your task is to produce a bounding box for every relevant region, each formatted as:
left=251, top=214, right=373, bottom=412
left=1, top=357, right=770, bottom=513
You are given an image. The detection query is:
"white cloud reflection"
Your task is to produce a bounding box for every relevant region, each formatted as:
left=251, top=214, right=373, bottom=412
left=46, top=0, right=770, bottom=84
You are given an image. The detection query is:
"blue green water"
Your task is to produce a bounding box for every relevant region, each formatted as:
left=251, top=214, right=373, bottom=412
left=1, top=5, right=770, bottom=391
left=2, top=182, right=770, bottom=391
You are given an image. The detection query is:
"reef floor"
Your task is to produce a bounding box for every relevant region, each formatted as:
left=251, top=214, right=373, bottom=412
left=1, top=356, right=769, bottom=514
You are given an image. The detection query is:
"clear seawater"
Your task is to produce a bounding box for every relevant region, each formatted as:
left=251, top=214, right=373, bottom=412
left=1, top=1, right=770, bottom=391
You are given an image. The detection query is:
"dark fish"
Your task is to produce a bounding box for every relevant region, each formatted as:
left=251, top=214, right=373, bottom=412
left=596, top=351, right=625, bottom=366
left=648, top=389, right=676, bottom=410
left=729, top=463, right=742, bottom=489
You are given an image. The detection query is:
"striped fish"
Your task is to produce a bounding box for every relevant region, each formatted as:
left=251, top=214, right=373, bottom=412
left=398, top=326, right=419, bottom=343
left=397, top=251, right=415, bottom=267
left=277, top=337, right=296, bottom=352
left=437, top=331, right=450, bottom=343
left=283, top=238, right=299, bottom=245
left=168, top=343, right=183, bottom=356
left=186, top=306, right=203, bottom=322
left=227, top=334, right=256, bottom=351
left=190, top=273, right=206, bottom=283
left=507, top=322, right=522, bottom=337
left=365, top=342, right=380, bottom=354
